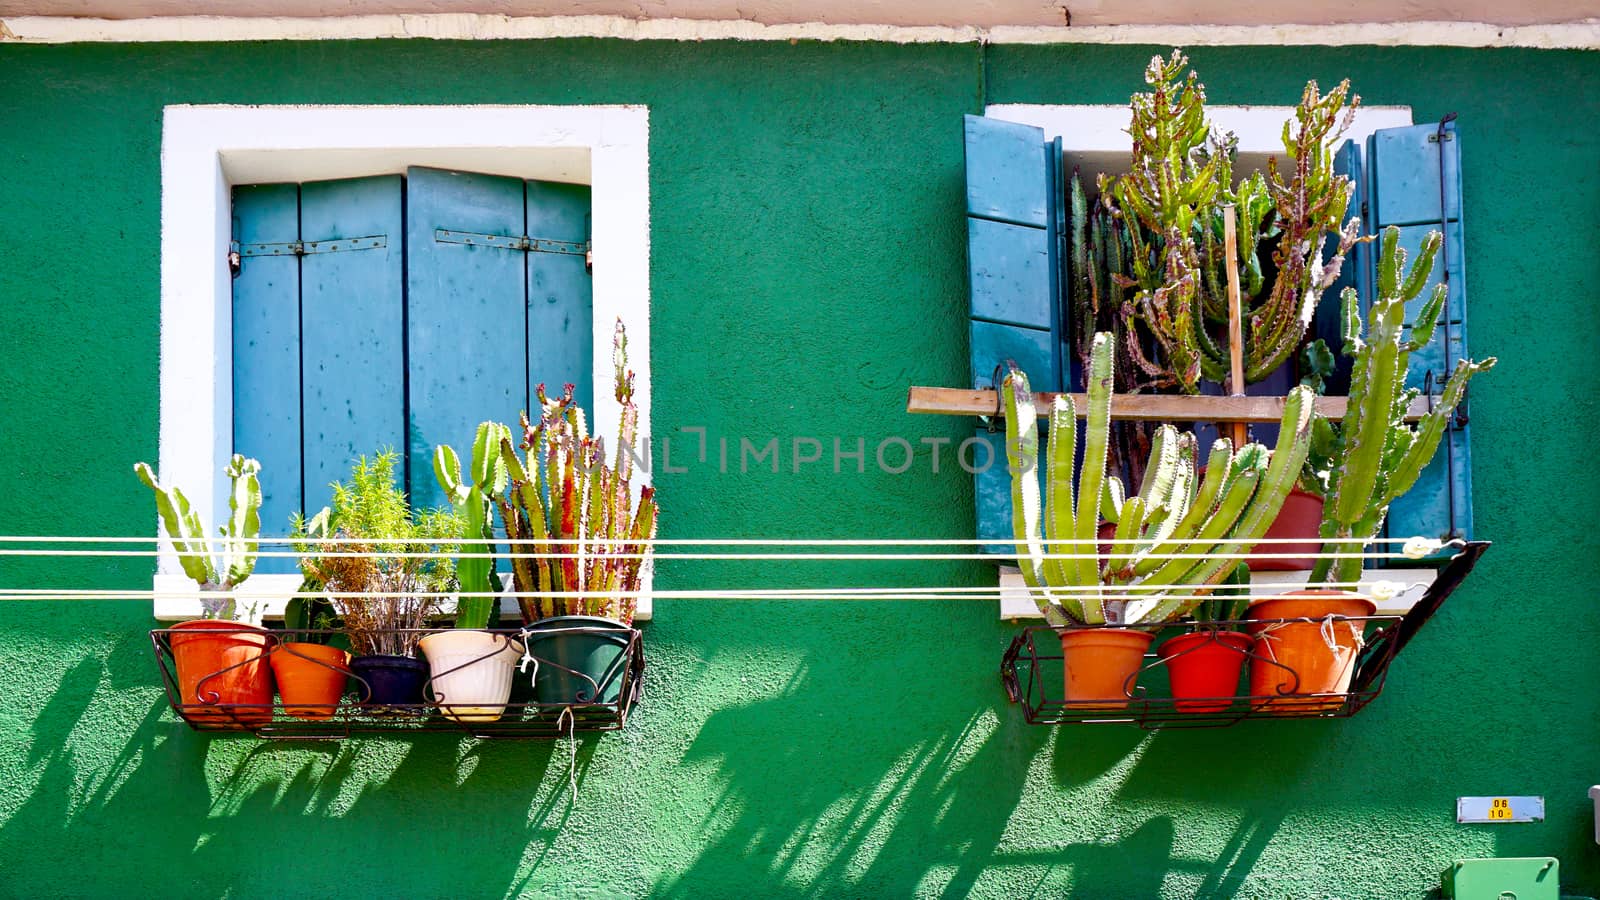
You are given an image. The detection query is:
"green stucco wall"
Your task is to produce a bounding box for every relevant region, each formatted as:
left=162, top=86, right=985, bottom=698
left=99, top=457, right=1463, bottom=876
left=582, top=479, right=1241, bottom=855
left=1, top=39, right=1597, bottom=898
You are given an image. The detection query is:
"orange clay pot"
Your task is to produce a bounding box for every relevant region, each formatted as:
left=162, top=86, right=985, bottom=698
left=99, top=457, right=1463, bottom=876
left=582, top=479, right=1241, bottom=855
left=1248, top=488, right=1325, bottom=572
left=1246, top=591, right=1375, bottom=711
left=1157, top=630, right=1253, bottom=712
left=1059, top=628, right=1154, bottom=710
left=269, top=643, right=352, bottom=720
left=169, top=620, right=275, bottom=725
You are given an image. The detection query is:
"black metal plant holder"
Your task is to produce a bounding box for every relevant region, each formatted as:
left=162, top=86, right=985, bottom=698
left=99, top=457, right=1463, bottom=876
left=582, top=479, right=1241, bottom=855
left=150, top=625, right=645, bottom=740
left=1001, top=541, right=1489, bottom=729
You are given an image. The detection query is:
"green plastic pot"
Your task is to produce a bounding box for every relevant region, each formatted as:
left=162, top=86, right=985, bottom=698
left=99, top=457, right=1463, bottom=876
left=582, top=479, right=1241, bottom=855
left=520, top=615, right=632, bottom=706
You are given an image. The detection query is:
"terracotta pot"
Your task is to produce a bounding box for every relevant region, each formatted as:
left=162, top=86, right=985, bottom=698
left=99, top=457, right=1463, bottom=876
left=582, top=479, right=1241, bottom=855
left=1157, top=630, right=1252, bottom=712
left=1059, top=628, right=1154, bottom=710
left=419, top=630, right=525, bottom=723
left=1246, top=590, right=1375, bottom=711
left=1249, top=488, right=1325, bottom=572
left=168, top=620, right=275, bottom=725
left=269, top=642, right=351, bottom=721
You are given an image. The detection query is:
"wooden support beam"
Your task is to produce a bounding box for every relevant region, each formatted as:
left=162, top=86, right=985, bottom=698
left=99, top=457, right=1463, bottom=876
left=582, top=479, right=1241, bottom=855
left=907, top=386, right=1433, bottom=423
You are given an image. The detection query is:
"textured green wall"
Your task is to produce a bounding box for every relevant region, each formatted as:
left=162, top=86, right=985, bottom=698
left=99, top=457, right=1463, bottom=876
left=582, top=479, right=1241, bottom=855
left=0, top=39, right=1597, bottom=898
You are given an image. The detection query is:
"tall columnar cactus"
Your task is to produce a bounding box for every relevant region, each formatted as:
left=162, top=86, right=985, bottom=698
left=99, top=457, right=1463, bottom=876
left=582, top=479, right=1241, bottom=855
left=496, top=320, right=658, bottom=625
left=1094, top=50, right=1361, bottom=393
left=1306, top=227, right=1496, bottom=584
left=1004, top=333, right=1315, bottom=628
left=435, top=421, right=513, bottom=629
left=134, top=454, right=262, bottom=620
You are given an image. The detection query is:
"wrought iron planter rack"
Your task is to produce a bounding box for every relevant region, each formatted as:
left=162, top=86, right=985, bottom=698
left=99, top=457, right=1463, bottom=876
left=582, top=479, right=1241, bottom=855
left=1001, top=541, right=1489, bottom=729
left=149, top=624, right=644, bottom=740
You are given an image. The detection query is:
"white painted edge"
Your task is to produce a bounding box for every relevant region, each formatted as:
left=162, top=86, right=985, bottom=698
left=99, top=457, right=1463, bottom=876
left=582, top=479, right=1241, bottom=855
left=157, top=103, right=651, bottom=621
left=985, top=104, right=1414, bottom=155
left=1, top=14, right=1597, bottom=49
left=997, top=566, right=1439, bottom=619
left=152, top=571, right=561, bottom=623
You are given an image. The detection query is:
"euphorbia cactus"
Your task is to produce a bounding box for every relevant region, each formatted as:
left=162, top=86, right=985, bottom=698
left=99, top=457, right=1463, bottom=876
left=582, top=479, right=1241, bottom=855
left=1004, top=333, right=1315, bottom=628
left=1094, top=50, right=1361, bottom=393
left=435, top=421, right=513, bottom=629
left=1306, top=226, right=1496, bottom=584
left=496, top=320, right=658, bottom=625
left=134, top=454, right=262, bottom=620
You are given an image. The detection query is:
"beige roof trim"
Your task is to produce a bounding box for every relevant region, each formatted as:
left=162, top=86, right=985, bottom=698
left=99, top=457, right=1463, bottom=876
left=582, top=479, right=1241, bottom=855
left=1, top=14, right=1597, bottom=48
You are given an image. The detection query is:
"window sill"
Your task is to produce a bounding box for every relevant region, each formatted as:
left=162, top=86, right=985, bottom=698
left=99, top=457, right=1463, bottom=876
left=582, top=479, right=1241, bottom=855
left=997, top=566, right=1438, bottom=620
left=151, top=573, right=652, bottom=622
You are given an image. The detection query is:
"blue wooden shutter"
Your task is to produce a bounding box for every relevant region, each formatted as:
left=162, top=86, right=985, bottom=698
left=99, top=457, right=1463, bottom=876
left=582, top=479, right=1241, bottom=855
left=1367, top=120, right=1475, bottom=541
left=405, top=167, right=530, bottom=511
left=299, top=176, right=406, bottom=516
left=405, top=168, right=595, bottom=510
left=963, top=115, right=1063, bottom=555
left=525, top=181, right=594, bottom=417
left=232, top=184, right=302, bottom=561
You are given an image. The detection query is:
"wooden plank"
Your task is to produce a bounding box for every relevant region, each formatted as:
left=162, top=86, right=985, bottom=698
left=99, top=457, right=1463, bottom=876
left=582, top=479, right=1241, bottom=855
left=231, top=182, right=302, bottom=567
left=907, top=386, right=1435, bottom=423
left=300, top=175, right=406, bottom=515
left=406, top=166, right=528, bottom=510
left=525, top=179, right=594, bottom=415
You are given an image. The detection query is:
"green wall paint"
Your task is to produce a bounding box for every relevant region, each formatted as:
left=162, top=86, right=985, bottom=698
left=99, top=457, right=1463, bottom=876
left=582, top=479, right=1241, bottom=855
left=0, top=39, right=1597, bottom=898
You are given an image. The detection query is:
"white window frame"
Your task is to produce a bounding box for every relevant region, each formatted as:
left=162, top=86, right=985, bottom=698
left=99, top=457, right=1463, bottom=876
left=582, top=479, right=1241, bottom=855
left=979, top=103, right=1438, bottom=618
left=155, top=104, right=653, bottom=621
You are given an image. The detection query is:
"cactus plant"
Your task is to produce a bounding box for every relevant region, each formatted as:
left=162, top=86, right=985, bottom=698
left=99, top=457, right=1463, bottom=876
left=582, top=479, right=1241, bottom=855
left=434, top=421, right=514, bottom=629
left=134, top=454, right=262, bottom=620
left=1090, top=50, right=1362, bottom=394
left=1305, top=226, right=1496, bottom=584
left=1003, top=332, right=1315, bottom=628
left=497, top=320, right=658, bottom=625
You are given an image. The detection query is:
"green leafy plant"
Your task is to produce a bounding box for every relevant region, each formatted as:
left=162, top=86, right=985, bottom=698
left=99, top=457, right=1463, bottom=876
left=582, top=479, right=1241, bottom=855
left=134, top=454, right=262, bottom=620
left=1003, top=332, right=1314, bottom=628
left=496, top=320, right=658, bottom=625
left=294, top=451, right=462, bottom=657
left=434, top=421, right=513, bottom=630
left=1302, top=226, right=1496, bottom=584
left=1088, top=50, right=1361, bottom=393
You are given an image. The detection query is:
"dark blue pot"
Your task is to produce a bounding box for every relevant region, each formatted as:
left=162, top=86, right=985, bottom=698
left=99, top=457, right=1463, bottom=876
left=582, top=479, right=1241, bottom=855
left=350, top=654, right=429, bottom=708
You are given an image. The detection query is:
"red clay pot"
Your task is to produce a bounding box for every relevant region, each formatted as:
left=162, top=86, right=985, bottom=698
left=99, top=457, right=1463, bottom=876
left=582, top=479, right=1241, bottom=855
left=1059, top=628, right=1154, bottom=710
left=169, top=620, right=275, bottom=725
left=1157, top=630, right=1253, bottom=712
left=1249, top=487, right=1325, bottom=572
left=269, top=642, right=352, bottom=721
left=1246, top=590, right=1375, bottom=711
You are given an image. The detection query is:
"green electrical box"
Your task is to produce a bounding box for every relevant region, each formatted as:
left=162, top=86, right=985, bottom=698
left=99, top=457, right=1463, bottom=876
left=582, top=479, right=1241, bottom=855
left=1442, top=857, right=1559, bottom=900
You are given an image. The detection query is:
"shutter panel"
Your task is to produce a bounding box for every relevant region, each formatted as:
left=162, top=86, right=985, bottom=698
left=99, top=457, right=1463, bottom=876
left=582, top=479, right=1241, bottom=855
left=1311, top=138, right=1370, bottom=399
left=964, top=115, right=1063, bottom=554
left=300, top=175, right=406, bottom=516
left=405, top=167, right=530, bottom=510
left=231, top=183, right=302, bottom=567
left=1367, top=120, right=1475, bottom=542
left=525, top=180, right=595, bottom=415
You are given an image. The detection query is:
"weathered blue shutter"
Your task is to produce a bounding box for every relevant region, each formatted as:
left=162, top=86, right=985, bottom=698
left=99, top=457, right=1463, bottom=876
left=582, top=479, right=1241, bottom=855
left=405, top=167, right=530, bottom=511
left=406, top=168, right=595, bottom=510
left=1367, top=120, right=1475, bottom=541
left=964, top=115, right=1062, bottom=554
left=525, top=182, right=594, bottom=416
left=232, top=184, right=302, bottom=562
left=299, top=176, right=406, bottom=516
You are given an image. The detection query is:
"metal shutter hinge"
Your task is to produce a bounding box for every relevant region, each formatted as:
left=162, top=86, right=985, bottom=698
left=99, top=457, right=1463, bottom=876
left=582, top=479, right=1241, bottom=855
left=435, top=228, right=592, bottom=270
left=229, top=235, right=387, bottom=275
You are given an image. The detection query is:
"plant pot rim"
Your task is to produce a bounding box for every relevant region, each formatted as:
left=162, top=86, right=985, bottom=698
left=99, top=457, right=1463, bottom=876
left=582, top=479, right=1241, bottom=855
left=350, top=653, right=427, bottom=667
left=171, top=619, right=271, bottom=632
left=522, top=614, right=631, bottom=628
left=1158, top=629, right=1253, bottom=654
left=1245, top=591, right=1376, bottom=618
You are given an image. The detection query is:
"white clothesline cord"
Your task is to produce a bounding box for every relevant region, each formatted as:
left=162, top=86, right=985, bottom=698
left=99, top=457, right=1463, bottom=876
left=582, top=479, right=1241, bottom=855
left=0, top=535, right=1445, bottom=546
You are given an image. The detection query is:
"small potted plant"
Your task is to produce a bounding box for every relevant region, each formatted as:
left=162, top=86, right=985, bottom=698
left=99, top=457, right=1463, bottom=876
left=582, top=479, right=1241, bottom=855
left=1002, top=333, right=1314, bottom=709
left=500, top=321, right=657, bottom=708
left=269, top=512, right=350, bottom=721
left=296, top=452, right=461, bottom=711
left=136, top=455, right=275, bottom=724
left=419, top=421, right=526, bottom=723
left=1247, top=226, right=1496, bottom=709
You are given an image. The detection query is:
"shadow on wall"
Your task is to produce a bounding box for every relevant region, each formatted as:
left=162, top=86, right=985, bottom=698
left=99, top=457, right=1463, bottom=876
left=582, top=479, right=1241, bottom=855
left=0, top=598, right=1299, bottom=897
